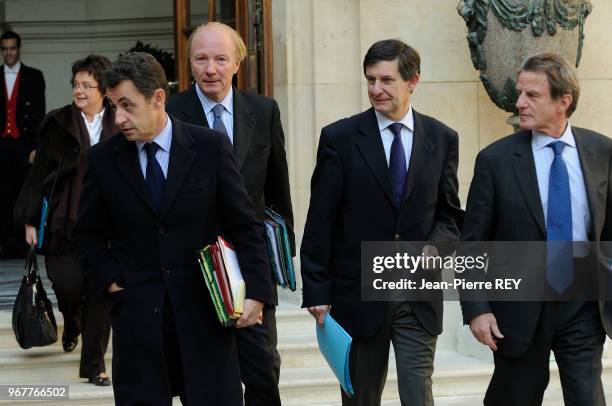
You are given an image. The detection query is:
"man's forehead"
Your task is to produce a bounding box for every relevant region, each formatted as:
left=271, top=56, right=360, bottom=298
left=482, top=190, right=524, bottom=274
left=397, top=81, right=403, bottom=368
left=107, top=81, right=141, bottom=101
left=1, top=39, right=18, bottom=48
left=192, top=28, right=233, bottom=53
left=365, top=59, right=400, bottom=76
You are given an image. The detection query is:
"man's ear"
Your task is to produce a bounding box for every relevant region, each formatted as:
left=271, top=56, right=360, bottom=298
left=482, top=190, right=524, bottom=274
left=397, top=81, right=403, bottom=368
left=559, top=93, right=573, bottom=115
left=153, top=88, right=166, bottom=107
left=408, top=73, right=420, bottom=93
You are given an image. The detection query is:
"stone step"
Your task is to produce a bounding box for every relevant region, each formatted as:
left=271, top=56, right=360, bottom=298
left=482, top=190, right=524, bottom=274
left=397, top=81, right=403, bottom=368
left=0, top=382, right=181, bottom=405
left=1, top=305, right=611, bottom=405
left=0, top=343, right=113, bottom=384
left=278, top=351, right=491, bottom=405
left=280, top=356, right=612, bottom=406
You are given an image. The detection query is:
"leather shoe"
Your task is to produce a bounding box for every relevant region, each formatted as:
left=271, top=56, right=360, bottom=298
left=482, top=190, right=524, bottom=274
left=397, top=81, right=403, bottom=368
left=88, top=374, right=111, bottom=386
left=61, top=333, right=78, bottom=353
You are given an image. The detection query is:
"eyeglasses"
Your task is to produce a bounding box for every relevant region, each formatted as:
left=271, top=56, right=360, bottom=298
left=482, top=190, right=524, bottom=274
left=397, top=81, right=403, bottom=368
left=71, top=82, right=99, bottom=91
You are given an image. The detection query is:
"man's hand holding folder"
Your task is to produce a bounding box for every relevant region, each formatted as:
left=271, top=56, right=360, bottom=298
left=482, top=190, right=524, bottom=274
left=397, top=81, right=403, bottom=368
left=308, top=304, right=331, bottom=326
left=198, top=237, right=265, bottom=327
left=236, top=299, right=264, bottom=328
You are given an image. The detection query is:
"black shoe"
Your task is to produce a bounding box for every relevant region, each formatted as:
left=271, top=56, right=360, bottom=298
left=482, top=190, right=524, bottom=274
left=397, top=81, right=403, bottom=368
left=89, top=374, right=111, bottom=386
left=61, top=333, right=78, bottom=353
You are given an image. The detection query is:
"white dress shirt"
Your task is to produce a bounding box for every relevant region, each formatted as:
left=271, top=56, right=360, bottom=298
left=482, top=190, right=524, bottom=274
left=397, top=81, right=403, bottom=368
left=195, top=84, right=234, bottom=144
left=81, top=108, right=105, bottom=147
left=136, top=115, right=172, bottom=179
left=3, top=61, right=21, bottom=98
left=531, top=123, right=591, bottom=254
left=375, top=106, right=414, bottom=170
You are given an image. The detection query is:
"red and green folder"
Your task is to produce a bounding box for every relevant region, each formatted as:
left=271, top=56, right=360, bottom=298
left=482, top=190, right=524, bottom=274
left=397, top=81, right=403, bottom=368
left=197, top=236, right=246, bottom=327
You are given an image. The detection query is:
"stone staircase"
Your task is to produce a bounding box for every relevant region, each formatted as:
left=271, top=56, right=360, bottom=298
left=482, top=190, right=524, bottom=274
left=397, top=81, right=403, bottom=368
left=0, top=306, right=610, bottom=405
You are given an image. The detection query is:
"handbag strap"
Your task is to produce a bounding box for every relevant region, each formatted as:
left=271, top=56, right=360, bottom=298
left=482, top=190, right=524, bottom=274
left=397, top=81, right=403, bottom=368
left=24, top=245, right=40, bottom=282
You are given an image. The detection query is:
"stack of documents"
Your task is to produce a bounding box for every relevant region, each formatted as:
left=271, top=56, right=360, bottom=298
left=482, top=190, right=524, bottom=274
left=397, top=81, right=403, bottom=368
left=316, top=313, right=354, bottom=396
left=197, top=236, right=246, bottom=327
left=264, top=207, right=296, bottom=291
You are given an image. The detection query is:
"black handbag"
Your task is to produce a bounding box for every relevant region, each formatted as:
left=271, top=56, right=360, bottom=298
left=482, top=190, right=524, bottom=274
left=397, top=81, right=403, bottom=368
left=12, top=246, right=58, bottom=349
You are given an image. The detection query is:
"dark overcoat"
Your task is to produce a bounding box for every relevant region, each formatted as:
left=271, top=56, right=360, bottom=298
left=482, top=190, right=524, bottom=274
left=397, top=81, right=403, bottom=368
left=75, top=117, right=271, bottom=405
left=14, top=102, right=115, bottom=250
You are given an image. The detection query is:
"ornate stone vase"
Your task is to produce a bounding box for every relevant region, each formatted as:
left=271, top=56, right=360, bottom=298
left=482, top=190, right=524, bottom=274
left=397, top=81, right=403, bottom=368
left=457, top=0, right=592, bottom=124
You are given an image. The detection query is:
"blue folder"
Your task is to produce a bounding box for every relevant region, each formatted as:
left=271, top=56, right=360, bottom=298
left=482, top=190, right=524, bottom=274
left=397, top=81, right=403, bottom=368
left=316, top=313, right=354, bottom=395
left=37, top=197, right=49, bottom=250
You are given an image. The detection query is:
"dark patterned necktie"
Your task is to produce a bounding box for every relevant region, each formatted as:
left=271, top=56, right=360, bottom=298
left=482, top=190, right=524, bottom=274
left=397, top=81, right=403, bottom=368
left=145, top=142, right=165, bottom=213
left=388, top=123, right=407, bottom=207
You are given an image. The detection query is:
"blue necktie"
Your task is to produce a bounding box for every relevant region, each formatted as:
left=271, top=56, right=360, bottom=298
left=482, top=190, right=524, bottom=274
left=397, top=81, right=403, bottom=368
left=145, top=142, right=165, bottom=213
left=388, top=123, right=407, bottom=207
left=546, top=141, right=573, bottom=294
left=212, top=104, right=228, bottom=137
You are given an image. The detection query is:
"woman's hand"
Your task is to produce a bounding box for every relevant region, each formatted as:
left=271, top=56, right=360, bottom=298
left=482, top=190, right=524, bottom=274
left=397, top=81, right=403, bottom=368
left=25, top=224, right=37, bottom=246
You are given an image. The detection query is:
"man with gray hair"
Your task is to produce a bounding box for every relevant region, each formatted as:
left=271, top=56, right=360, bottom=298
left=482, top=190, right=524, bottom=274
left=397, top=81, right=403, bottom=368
left=76, top=52, right=271, bottom=405
left=167, top=21, right=293, bottom=406
left=461, top=53, right=612, bottom=405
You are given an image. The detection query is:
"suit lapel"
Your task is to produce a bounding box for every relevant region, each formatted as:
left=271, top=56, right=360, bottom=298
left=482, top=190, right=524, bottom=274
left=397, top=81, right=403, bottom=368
left=574, top=128, right=607, bottom=240
left=15, top=64, right=27, bottom=106
left=0, top=66, right=6, bottom=111
left=181, top=86, right=209, bottom=127
left=511, top=131, right=546, bottom=235
left=356, top=109, right=396, bottom=208
left=114, top=135, right=158, bottom=216
left=232, top=89, right=254, bottom=169
left=403, top=111, right=433, bottom=203
left=160, top=118, right=196, bottom=221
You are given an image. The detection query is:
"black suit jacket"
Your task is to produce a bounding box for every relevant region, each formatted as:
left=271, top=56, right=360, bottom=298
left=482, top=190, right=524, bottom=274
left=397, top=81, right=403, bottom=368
left=0, top=64, right=46, bottom=149
left=301, top=108, right=463, bottom=338
left=461, top=128, right=612, bottom=356
left=167, top=86, right=295, bottom=254
left=75, top=118, right=271, bottom=405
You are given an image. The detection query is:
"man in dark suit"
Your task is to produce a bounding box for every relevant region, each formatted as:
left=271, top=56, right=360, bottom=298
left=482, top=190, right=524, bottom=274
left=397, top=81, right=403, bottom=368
left=301, top=39, right=463, bottom=405
left=75, top=52, right=271, bottom=405
left=0, top=30, right=45, bottom=258
left=461, top=53, right=612, bottom=405
left=167, top=22, right=293, bottom=406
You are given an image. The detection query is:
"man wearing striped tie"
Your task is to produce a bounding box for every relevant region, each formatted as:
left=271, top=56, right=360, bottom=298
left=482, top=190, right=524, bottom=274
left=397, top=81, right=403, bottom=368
left=461, top=53, right=612, bottom=405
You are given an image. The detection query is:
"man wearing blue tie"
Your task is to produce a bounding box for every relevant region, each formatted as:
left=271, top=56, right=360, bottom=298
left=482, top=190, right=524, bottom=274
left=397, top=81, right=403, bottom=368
left=301, top=39, right=463, bottom=405
left=461, top=53, right=612, bottom=405
left=166, top=23, right=294, bottom=406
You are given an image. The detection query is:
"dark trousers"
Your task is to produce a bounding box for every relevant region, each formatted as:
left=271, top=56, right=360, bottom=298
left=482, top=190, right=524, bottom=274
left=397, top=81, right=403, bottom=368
left=235, top=302, right=281, bottom=406
left=45, top=252, right=111, bottom=378
left=161, top=293, right=187, bottom=404
left=341, top=301, right=437, bottom=406
left=0, top=136, right=29, bottom=258
left=485, top=302, right=606, bottom=406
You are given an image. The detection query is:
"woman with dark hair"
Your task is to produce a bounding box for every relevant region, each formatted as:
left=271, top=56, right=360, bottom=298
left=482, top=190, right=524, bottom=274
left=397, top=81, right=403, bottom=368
left=14, top=55, right=116, bottom=386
